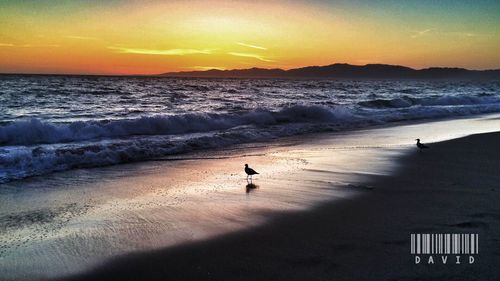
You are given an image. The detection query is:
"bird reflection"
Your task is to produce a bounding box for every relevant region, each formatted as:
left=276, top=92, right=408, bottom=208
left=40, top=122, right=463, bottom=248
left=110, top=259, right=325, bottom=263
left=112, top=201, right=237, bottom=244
left=246, top=183, right=259, bottom=193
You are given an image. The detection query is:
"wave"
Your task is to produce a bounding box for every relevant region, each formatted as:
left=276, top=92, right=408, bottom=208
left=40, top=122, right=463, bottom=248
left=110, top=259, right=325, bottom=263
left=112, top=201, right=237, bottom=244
left=358, top=94, right=500, bottom=109
left=0, top=105, right=354, bottom=146
left=2, top=102, right=500, bottom=183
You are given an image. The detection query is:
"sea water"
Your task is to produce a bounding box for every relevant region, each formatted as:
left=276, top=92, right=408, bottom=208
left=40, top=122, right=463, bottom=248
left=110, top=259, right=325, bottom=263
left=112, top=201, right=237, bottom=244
left=1, top=76, right=500, bottom=183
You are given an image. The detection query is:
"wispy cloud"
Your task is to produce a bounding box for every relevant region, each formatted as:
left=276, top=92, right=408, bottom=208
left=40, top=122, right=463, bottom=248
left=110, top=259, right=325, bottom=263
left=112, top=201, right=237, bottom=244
left=66, top=35, right=98, bottom=40
left=1, top=43, right=60, bottom=48
left=236, top=42, right=267, bottom=50
left=411, top=28, right=491, bottom=39
left=228, top=52, right=274, bottom=62
left=20, top=44, right=60, bottom=48
left=457, top=32, right=478, bottom=37
left=448, top=32, right=491, bottom=38
left=411, top=28, right=435, bottom=39
left=188, top=66, right=226, bottom=71
left=108, top=46, right=214, bottom=56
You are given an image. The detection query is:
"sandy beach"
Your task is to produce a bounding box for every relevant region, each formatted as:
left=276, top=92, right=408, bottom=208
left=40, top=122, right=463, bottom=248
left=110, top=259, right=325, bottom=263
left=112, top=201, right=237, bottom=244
left=1, top=115, right=500, bottom=281
left=59, top=122, right=500, bottom=281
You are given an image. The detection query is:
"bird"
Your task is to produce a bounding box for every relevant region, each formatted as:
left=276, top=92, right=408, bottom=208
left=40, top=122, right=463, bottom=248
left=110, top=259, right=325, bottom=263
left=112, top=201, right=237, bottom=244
left=415, top=138, right=429, bottom=150
left=244, top=164, right=259, bottom=182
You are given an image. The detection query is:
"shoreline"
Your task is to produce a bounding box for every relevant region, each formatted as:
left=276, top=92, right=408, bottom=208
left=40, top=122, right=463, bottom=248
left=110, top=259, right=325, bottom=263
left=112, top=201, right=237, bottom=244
left=3, top=111, right=500, bottom=185
left=1, top=115, right=500, bottom=280
left=57, top=131, right=500, bottom=281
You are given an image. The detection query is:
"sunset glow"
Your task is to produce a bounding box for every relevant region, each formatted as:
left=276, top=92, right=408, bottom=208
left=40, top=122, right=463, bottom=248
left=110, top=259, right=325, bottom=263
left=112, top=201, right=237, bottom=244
left=1, top=0, right=499, bottom=74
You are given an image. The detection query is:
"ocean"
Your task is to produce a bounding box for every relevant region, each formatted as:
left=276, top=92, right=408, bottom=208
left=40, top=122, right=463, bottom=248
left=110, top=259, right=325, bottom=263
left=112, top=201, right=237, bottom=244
left=1, top=75, right=500, bottom=183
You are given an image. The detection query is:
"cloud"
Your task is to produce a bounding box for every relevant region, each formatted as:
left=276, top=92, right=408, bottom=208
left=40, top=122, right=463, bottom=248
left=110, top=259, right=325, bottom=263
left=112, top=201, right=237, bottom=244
left=411, top=28, right=435, bottom=39
left=0, top=42, right=59, bottom=48
left=411, top=29, right=491, bottom=39
left=108, top=46, right=214, bottom=56
left=66, top=35, right=98, bottom=40
left=188, top=66, right=226, bottom=71
left=459, top=32, right=477, bottom=37
left=1, top=43, right=60, bottom=48
left=228, top=52, right=274, bottom=62
left=449, top=32, right=492, bottom=38
left=236, top=42, right=267, bottom=50
left=19, top=44, right=60, bottom=48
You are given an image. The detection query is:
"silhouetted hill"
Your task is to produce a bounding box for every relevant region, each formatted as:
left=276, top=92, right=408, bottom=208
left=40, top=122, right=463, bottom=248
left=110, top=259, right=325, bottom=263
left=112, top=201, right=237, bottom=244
left=160, top=63, right=500, bottom=79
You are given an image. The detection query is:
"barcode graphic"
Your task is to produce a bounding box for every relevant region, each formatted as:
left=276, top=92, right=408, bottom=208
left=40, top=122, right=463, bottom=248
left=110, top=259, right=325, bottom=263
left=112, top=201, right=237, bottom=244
left=410, top=234, right=478, bottom=255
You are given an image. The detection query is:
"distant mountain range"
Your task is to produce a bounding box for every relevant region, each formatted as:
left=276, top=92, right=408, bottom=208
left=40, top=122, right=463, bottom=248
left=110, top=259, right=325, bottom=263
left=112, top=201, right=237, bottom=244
left=160, top=63, right=500, bottom=79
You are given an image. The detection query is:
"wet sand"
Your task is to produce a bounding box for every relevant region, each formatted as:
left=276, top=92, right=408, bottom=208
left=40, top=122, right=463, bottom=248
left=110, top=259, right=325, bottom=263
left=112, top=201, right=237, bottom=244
left=1, top=115, right=500, bottom=280
left=59, top=133, right=500, bottom=280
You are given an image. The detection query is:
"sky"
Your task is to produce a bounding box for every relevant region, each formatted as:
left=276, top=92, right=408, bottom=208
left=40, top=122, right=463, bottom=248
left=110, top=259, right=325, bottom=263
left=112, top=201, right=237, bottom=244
left=0, top=0, right=499, bottom=75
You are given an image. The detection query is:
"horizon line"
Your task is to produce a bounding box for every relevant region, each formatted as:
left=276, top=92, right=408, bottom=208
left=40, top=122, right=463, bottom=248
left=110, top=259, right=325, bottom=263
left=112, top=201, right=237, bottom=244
left=2, top=62, right=500, bottom=76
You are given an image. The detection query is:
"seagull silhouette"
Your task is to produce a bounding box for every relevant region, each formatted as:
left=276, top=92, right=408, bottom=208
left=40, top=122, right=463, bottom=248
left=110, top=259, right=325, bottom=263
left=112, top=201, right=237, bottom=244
left=415, top=138, right=429, bottom=150
left=244, top=164, right=259, bottom=182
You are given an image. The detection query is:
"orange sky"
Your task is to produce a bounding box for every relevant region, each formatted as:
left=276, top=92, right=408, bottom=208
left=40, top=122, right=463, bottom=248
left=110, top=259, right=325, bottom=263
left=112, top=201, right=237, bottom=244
left=1, top=0, right=499, bottom=74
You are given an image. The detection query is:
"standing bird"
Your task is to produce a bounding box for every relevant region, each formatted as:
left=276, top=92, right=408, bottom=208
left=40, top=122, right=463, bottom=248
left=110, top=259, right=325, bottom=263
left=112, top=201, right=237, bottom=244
left=244, top=164, right=259, bottom=182
left=415, top=138, right=429, bottom=150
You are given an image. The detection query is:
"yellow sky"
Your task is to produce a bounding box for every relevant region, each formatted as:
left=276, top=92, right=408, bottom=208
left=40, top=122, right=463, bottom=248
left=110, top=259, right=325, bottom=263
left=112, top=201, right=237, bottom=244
left=1, top=0, right=499, bottom=74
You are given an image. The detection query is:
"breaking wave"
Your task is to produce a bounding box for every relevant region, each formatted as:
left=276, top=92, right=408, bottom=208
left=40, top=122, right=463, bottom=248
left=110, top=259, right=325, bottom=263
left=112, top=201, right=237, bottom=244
left=358, top=94, right=500, bottom=108
left=1, top=75, right=500, bottom=183
left=0, top=105, right=354, bottom=146
left=2, top=102, right=500, bottom=183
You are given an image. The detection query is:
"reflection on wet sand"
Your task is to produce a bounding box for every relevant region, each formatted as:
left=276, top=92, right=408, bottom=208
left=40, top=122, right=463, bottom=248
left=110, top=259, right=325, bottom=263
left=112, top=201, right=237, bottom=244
left=245, top=183, right=259, bottom=194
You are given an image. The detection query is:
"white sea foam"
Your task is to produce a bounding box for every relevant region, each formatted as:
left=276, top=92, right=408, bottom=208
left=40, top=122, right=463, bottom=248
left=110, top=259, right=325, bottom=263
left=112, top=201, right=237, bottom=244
left=1, top=76, right=500, bottom=183
left=0, top=105, right=353, bottom=146
left=358, top=94, right=500, bottom=108
left=2, top=102, right=500, bottom=183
